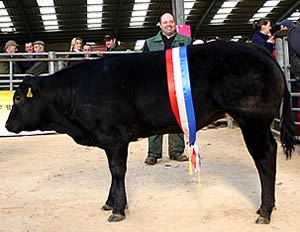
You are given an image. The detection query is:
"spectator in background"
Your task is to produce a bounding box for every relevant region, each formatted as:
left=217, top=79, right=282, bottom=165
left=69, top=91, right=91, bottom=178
left=287, top=18, right=300, bottom=135
left=288, top=18, right=300, bottom=80
left=67, top=37, right=84, bottom=66
left=0, top=40, right=21, bottom=74
left=143, top=12, right=191, bottom=165
left=25, top=40, right=48, bottom=75
left=82, top=44, right=92, bottom=57
left=32, top=40, right=45, bottom=53
left=19, top=42, right=35, bottom=73
left=25, top=42, right=33, bottom=53
left=69, top=37, right=83, bottom=52
left=252, top=18, right=275, bottom=54
left=274, top=19, right=295, bottom=38
left=103, top=33, right=126, bottom=51
left=82, top=43, right=98, bottom=58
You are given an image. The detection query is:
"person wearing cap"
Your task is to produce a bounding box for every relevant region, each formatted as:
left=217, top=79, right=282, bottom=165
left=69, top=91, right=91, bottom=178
left=103, top=34, right=125, bottom=51
left=143, top=12, right=191, bottom=165
left=32, top=40, right=45, bottom=53
left=274, top=19, right=295, bottom=38
left=25, top=40, right=48, bottom=75
left=0, top=40, right=21, bottom=75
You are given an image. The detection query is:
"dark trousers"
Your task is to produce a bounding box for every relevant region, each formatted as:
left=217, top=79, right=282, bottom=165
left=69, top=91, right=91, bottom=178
left=148, top=133, right=185, bottom=159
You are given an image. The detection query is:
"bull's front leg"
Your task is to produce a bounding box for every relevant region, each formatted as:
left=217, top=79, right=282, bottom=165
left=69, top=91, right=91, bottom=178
left=102, top=143, right=129, bottom=222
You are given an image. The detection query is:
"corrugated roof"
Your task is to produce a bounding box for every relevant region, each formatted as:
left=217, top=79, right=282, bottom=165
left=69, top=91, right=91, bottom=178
left=0, top=0, right=299, bottom=46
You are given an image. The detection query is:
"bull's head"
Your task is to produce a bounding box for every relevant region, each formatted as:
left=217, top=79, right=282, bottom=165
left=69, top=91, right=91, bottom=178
left=5, top=76, right=44, bottom=133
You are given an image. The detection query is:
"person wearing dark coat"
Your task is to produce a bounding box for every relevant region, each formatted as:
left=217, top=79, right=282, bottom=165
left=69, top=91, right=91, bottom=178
left=103, top=33, right=126, bottom=51
left=25, top=40, right=48, bottom=75
left=274, top=19, right=295, bottom=39
left=252, top=18, right=275, bottom=54
left=288, top=18, right=300, bottom=79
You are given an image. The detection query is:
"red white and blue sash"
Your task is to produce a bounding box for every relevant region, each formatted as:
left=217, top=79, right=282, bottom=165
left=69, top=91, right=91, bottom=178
left=165, top=46, right=201, bottom=173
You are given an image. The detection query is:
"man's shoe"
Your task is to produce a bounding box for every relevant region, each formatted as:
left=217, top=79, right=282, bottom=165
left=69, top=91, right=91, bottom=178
left=145, top=157, right=157, bottom=165
left=170, top=154, right=189, bottom=162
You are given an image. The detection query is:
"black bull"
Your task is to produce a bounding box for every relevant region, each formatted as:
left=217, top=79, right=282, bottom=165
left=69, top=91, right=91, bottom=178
left=5, top=41, right=295, bottom=224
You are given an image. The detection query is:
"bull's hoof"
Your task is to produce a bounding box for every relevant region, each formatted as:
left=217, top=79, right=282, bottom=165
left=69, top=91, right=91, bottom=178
left=107, top=213, right=126, bottom=222
left=101, top=204, right=128, bottom=211
left=101, top=204, right=113, bottom=211
left=255, top=216, right=270, bottom=224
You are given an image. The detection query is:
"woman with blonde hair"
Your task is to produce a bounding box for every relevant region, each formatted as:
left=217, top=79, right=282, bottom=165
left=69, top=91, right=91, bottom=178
left=69, top=37, right=83, bottom=52
left=68, top=37, right=83, bottom=66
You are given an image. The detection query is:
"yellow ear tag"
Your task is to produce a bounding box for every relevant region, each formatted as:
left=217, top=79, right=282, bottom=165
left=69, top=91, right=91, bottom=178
left=26, top=87, right=33, bottom=98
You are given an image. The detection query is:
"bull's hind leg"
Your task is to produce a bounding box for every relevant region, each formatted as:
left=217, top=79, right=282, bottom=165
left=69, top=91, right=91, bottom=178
left=102, top=143, right=129, bottom=222
left=240, top=121, right=277, bottom=224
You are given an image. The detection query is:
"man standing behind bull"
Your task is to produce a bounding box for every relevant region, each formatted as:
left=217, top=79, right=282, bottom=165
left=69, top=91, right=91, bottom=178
left=25, top=41, right=48, bottom=75
left=143, top=12, right=192, bottom=165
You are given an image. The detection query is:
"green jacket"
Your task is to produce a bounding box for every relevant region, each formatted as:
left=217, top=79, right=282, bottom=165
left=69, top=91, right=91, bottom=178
left=0, top=55, right=21, bottom=74
left=25, top=55, right=48, bottom=75
left=144, top=31, right=192, bottom=51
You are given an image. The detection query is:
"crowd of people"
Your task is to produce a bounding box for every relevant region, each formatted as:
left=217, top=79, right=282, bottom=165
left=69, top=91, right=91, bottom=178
left=1, top=12, right=300, bottom=165
left=1, top=16, right=299, bottom=78
left=0, top=40, right=48, bottom=76
left=251, top=16, right=300, bottom=81
left=0, top=33, right=127, bottom=75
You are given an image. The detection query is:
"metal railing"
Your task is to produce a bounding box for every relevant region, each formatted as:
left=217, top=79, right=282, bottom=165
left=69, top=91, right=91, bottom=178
left=274, top=37, right=300, bottom=139
left=0, top=50, right=140, bottom=91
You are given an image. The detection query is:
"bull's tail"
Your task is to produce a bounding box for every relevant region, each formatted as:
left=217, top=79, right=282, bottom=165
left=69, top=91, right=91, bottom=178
left=280, top=84, right=296, bottom=159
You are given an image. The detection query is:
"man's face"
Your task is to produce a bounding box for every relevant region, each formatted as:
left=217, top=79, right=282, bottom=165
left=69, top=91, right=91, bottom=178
left=33, top=44, right=44, bottom=53
left=83, top=45, right=91, bottom=52
left=159, top=13, right=176, bottom=36
left=25, top=43, right=33, bottom=53
left=83, top=45, right=92, bottom=57
left=6, top=46, right=17, bottom=53
left=105, top=39, right=116, bottom=49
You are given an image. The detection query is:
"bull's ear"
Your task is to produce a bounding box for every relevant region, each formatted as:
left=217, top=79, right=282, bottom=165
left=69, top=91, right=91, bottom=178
left=23, top=76, right=35, bottom=86
left=21, top=76, right=41, bottom=98
left=26, top=87, right=33, bottom=98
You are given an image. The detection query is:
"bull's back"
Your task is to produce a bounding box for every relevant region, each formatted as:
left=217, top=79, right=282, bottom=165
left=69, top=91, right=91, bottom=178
left=187, top=41, right=285, bottom=120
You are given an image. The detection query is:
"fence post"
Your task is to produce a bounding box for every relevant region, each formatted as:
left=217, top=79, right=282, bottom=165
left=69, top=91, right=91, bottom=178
left=282, top=37, right=291, bottom=91
left=9, top=60, right=13, bottom=91
left=48, top=51, right=56, bottom=74
left=57, top=61, right=65, bottom=71
left=275, top=38, right=284, bottom=69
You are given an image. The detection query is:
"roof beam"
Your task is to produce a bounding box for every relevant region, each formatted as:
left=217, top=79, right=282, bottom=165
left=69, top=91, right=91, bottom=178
left=277, top=0, right=300, bottom=21
left=114, top=0, right=123, bottom=38
left=14, top=0, right=33, bottom=40
left=193, top=0, right=221, bottom=39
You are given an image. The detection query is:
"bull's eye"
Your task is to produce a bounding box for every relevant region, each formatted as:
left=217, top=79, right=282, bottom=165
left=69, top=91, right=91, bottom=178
left=14, top=96, right=22, bottom=104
